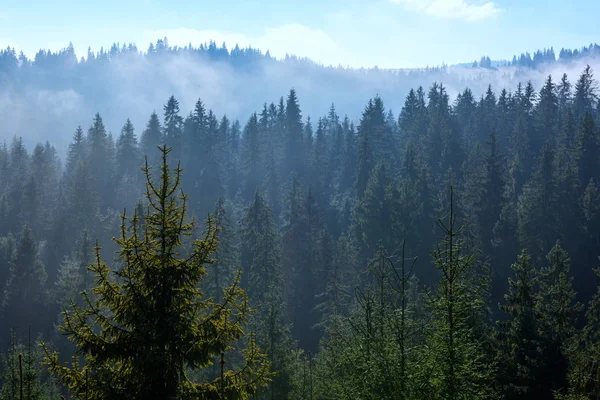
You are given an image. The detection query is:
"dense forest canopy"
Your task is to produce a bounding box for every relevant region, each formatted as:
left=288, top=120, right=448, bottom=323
left=2, top=39, right=600, bottom=398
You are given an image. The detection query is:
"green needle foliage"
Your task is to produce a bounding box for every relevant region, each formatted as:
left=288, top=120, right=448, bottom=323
left=42, top=145, right=271, bottom=400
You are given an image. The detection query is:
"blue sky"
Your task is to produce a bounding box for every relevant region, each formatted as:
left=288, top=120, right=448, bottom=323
left=0, top=0, right=598, bottom=68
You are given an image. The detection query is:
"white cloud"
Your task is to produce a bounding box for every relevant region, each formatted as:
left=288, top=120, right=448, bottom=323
left=141, top=24, right=355, bottom=67
left=391, top=0, right=502, bottom=21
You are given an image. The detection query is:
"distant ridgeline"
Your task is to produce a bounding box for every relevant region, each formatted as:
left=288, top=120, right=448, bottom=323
left=0, top=38, right=599, bottom=72
left=471, top=42, right=600, bottom=70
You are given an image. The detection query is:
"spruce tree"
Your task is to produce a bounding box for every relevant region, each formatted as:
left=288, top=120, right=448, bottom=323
left=0, top=330, right=59, bottom=400
left=206, top=198, right=238, bottom=304
left=572, top=65, right=598, bottom=122
left=575, top=112, right=599, bottom=190
left=536, top=241, right=581, bottom=394
left=163, top=96, right=184, bottom=160
left=240, top=190, right=281, bottom=304
left=141, top=111, right=163, bottom=167
left=42, top=146, right=270, bottom=399
left=1, top=225, right=48, bottom=341
left=425, top=188, right=495, bottom=399
left=497, top=249, right=546, bottom=398
left=284, top=89, right=304, bottom=179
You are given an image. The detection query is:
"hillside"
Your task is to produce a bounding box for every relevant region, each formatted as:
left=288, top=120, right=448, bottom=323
left=1, top=39, right=599, bottom=152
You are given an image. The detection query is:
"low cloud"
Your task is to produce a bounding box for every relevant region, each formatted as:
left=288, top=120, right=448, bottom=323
left=391, top=0, right=502, bottom=21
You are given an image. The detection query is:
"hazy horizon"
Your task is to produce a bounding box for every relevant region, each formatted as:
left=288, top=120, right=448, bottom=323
left=2, top=0, right=599, bottom=69
left=1, top=39, right=599, bottom=156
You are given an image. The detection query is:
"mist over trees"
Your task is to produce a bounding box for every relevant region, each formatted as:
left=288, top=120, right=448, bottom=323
left=1, top=39, right=600, bottom=153
left=2, top=39, right=600, bottom=398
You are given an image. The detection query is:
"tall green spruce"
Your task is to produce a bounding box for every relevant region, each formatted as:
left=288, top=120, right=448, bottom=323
left=497, top=249, right=546, bottom=398
left=42, top=146, right=270, bottom=399
left=425, top=188, right=494, bottom=399
left=239, top=191, right=299, bottom=400
left=536, top=241, right=581, bottom=396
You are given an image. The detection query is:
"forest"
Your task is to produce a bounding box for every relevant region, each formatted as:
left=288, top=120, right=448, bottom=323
left=1, top=39, right=599, bottom=153
left=1, top=44, right=600, bottom=398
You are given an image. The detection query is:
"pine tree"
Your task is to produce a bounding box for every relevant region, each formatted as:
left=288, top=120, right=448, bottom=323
left=65, top=126, right=86, bottom=175
left=226, top=119, right=242, bottom=199
left=54, top=230, right=93, bottom=309
left=535, top=75, right=559, bottom=146
left=141, top=111, right=163, bottom=166
left=313, top=118, right=331, bottom=211
left=240, top=191, right=281, bottom=304
left=30, top=142, right=59, bottom=238
left=284, top=89, right=304, bottom=179
left=352, top=161, right=400, bottom=264
left=87, top=113, right=113, bottom=209
left=242, top=113, right=263, bottom=202
left=425, top=188, right=495, bottom=399
left=517, top=142, right=558, bottom=262
left=575, top=112, right=599, bottom=190
left=0, top=235, right=15, bottom=298
left=115, top=119, right=142, bottom=208
left=315, top=233, right=355, bottom=327
left=557, top=73, right=572, bottom=113
left=355, top=130, right=373, bottom=198
left=252, top=285, right=299, bottom=400
left=536, top=241, right=582, bottom=394
left=115, top=118, right=141, bottom=180
left=163, top=95, right=184, bottom=160
left=572, top=65, right=598, bottom=122
left=497, top=249, right=546, bottom=398
left=42, top=146, right=270, bottom=399
left=1, top=226, right=48, bottom=341
left=0, top=329, right=59, bottom=400
left=263, top=147, right=281, bottom=225
left=281, top=177, right=321, bottom=350
left=205, top=198, right=238, bottom=304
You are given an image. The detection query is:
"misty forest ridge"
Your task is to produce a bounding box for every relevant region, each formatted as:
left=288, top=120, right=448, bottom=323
left=1, top=40, right=599, bottom=152
left=1, top=32, right=600, bottom=399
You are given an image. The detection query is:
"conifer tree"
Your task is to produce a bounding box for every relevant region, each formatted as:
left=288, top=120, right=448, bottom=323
left=0, top=330, right=59, bottom=400
left=87, top=113, right=113, bottom=209
left=163, top=95, right=184, bottom=159
left=557, top=73, right=572, bottom=114
left=536, top=241, right=581, bottom=394
left=206, top=198, right=238, bottom=304
left=115, top=119, right=141, bottom=179
left=1, top=225, right=48, bottom=342
left=54, top=230, right=93, bottom=310
left=115, top=119, right=142, bottom=208
left=42, top=146, right=270, bottom=399
left=141, top=111, right=163, bottom=166
left=352, top=161, right=400, bottom=264
left=263, top=147, right=281, bottom=224
left=572, top=65, right=598, bottom=122
left=284, top=89, right=304, bottom=179
left=575, top=112, right=599, bottom=190
left=65, top=126, right=86, bottom=177
left=517, top=141, right=558, bottom=262
left=535, top=75, right=559, bottom=147
left=240, top=190, right=281, bottom=304
left=242, top=113, right=263, bottom=201
left=252, top=285, right=299, bottom=400
left=226, top=119, right=242, bottom=199
left=497, top=249, right=546, bottom=398
left=425, top=188, right=495, bottom=399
